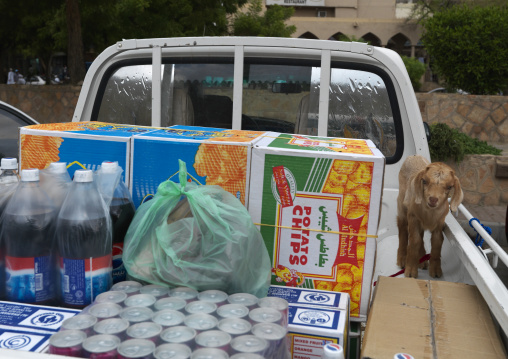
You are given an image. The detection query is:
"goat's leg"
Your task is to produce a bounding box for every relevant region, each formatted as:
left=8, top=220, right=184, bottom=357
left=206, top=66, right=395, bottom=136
left=405, top=214, right=423, bottom=278
left=418, top=229, right=428, bottom=269
left=397, top=214, right=409, bottom=268
left=429, top=227, right=444, bottom=278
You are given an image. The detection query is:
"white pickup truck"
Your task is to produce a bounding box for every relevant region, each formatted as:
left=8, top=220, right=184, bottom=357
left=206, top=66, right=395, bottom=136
left=6, top=37, right=508, bottom=357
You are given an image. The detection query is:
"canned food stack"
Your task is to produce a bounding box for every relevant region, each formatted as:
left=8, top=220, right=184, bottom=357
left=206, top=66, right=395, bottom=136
left=49, top=281, right=290, bottom=359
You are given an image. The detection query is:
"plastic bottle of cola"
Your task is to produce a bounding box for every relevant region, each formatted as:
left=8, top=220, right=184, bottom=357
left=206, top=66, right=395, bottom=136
left=56, top=169, right=112, bottom=308
left=1, top=168, right=57, bottom=304
left=40, top=162, right=72, bottom=209
left=100, top=161, right=135, bottom=284
left=0, top=157, right=20, bottom=300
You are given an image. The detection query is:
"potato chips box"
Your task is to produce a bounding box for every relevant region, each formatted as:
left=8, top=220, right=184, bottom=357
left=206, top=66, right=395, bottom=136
left=131, top=125, right=267, bottom=207
left=19, top=122, right=156, bottom=185
left=249, top=133, right=385, bottom=321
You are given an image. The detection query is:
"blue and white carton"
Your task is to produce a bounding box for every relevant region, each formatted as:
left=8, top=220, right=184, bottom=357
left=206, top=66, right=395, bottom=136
left=288, top=305, right=348, bottom=359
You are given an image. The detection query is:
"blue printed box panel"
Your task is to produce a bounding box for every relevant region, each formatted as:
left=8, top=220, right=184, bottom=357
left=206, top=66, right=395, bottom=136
left=131, top=126, right=266, bottom=208
left=19, top=122, right=155, bottom=185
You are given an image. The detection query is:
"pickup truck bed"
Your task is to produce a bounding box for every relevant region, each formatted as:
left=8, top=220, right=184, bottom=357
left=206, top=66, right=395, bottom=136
left=5, top=37, right=508, bottom=357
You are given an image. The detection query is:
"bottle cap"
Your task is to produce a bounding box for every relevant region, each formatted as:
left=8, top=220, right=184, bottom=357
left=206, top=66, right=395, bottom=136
left=101, top=161, right=118, bottom=173
left=21, top=168, right=39, bottom=182
left=48, top=162, right=67, bottom=173
left=1, top=158, right=18, bottom=170
left=74, top=169, right=93, bottom=182
left=322, top=343, right=344, bottom=359
left=394, top=354, right=415, bottom=359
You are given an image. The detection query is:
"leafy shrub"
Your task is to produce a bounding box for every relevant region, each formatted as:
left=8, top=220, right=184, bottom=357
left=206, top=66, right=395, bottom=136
left=401, top=56, right=426, bottom=92
left=428, top=123, right=502, bottom=163
left=422, top=5, right=508, bottom=95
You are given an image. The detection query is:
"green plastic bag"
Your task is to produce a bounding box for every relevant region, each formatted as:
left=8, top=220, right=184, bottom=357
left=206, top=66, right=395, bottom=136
left=123, top=160, right=271, bottom=297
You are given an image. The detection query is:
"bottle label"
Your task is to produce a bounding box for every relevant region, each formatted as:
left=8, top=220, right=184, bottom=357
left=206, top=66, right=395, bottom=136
left=112, top=242, right=126, bottom=284
left=5, top=255, right=54, bottom=303
left=60, top=255, right=112, bottom=307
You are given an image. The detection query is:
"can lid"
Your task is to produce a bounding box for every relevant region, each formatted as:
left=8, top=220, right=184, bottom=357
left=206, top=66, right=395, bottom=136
left=1, top=157, right=17, bottom=170
left=48, top=162, right=67, bottom=173
left=21, top=168, right=39, bottom=182
left=94, top=318, right=130, bottom=335
left=117, top=339, right=156, bottom=358
left=74, top=169, right=93, bottom=182
left=154, top=343, right=192, bottom=359
left=83, top=334, right=121, bottom=353
left=101, top=161, right=118, bottom=173
left=61, top=314, right=97, bottom=330
left=49, top=330, right=87, bottom=348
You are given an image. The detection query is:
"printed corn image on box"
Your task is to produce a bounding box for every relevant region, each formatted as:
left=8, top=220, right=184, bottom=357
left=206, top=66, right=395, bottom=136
left=19, top=122, right=156, bottom=184
left=249, top=133, right=385, bottom=321
left=131, top=125, right=266, bottom=207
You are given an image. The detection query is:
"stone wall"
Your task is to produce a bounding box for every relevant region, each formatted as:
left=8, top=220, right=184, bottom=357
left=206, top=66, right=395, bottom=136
left=446, top=155, right=508, bottom=206
left=0, top=84, right=80, bottom=124
left=416, top=93, right=508, bottom=144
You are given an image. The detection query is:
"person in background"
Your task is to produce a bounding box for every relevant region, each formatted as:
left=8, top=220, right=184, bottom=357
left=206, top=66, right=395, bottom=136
left=7, top=68, right=15, bottom=84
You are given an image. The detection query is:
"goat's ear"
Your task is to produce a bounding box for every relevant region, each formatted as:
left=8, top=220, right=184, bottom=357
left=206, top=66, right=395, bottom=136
left=407, top=170, right=425, bottom=205
left=450, top=174, right=464, bottom=212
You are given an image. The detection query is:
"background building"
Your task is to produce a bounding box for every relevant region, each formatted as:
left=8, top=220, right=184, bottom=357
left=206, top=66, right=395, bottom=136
left=266, top=0, right=424, bottom=59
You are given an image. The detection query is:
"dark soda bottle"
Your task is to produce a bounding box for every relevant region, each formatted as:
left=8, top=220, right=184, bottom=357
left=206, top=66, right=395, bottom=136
left=56, top=169, right=112, bottom=308
left=0, top=157, right=20, bottom=300
left=100, top=161, right=135, bottom=284
left=1, top=168, right=56, bottom=304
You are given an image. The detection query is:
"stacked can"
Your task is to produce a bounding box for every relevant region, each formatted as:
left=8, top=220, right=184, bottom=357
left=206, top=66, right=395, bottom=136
left=50, top=281, right=290, bottom=358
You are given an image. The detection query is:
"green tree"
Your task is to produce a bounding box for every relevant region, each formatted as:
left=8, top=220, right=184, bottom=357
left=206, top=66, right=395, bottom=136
left=232, top=0, right=296, bottom=37
left=401, top=56, right=426, bottom=91
left=422, top=5, right=508, bottom=95
left=0, top=0, right=248, bottom=84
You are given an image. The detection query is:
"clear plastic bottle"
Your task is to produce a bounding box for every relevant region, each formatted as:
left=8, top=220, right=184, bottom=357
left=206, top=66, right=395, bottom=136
left=56, top=169, right=112, bottom=308
left=40, top=162, right=72, bottom=210
left=99, top=161, right=135, bottom=284
left=0, top=158, right=20, bottom=215
left=1, top=168, right=57, bottom=304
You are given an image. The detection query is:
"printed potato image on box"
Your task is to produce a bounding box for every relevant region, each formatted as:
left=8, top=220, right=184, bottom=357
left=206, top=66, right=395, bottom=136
left=249, top=133, right=385, bottom=321
left=131, top=125, right=266, bottom=207
left=19, top=122, right=155, bottom=184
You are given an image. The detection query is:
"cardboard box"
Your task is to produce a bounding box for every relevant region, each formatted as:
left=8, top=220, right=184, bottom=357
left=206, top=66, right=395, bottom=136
left=131, top=125, right=266, bottom=207
left=19, top=122, right=156, bottom=186
left=0, top=301, right=79, bottom=353
left=362, top=276, right=508, bottom=359
left=268, top=285, right=350, bottom=312
left=288, top=305, right=348, bottom=358
left=248, top=133, right=385, bottom=320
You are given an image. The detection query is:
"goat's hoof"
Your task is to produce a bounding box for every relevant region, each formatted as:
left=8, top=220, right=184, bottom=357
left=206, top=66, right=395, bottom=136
left=429, top=263, right=443, bottom=278
left=404, top=266, right=418, bottom=278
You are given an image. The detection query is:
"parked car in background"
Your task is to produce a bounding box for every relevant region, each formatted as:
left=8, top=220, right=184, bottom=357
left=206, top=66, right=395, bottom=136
left=0, top=101, right=38, bottom=159
left=427, top=87, right=469, bottom=95
left=26, top=75, right=46, bottom=85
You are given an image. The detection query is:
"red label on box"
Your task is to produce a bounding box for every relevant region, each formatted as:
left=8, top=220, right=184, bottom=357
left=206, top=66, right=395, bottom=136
left=273, top=166, right=293, bottom=208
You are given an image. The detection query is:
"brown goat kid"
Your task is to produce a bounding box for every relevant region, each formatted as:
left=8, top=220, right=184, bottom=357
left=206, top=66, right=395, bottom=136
left=397, top=155, right=463, bottom=278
